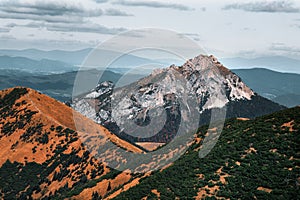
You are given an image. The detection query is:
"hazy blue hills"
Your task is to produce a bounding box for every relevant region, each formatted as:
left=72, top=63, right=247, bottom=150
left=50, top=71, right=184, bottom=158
left=0, top=48, right=91, bottom=65
left=1, top=49, right=299, bottom=73
left=233, top=68, right=300, bottom=107
left=221, top=56, right=300, bottom=74
left=0, top=69, right=144, bottom=102
left=0, top=48, right=160, bottom=67
left=0, top=55, right=76, bottom=74
left=273, top=94, right=300, bottom=108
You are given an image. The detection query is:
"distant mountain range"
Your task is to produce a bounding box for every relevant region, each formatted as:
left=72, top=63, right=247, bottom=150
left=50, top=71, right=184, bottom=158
left=0, top=69, right=144, bottom=102
left=0, top=48, right=299, bottom=107
left=0, top=48, right=161, bottom=69
left=0, top=48, right=92, bottom=65
left=2, top=48, right=300, bottom=73
left=0, top=55, right=76, bottom=74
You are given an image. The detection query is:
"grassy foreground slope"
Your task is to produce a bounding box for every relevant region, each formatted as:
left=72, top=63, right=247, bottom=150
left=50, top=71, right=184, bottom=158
left=113, top=107, right=300, bottom=199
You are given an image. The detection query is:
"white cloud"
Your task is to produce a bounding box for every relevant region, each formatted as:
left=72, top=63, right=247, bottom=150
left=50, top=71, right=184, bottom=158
left=223, top=1, right=299, bottom=13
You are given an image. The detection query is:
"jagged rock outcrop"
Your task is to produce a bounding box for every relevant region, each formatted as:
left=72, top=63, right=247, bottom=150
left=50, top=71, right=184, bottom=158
left=72, top=54, right=285, bottom=143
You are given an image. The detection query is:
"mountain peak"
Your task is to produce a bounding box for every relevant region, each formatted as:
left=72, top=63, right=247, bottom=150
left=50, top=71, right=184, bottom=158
left=71, top=54, right=288, bottom=145
left=176, top=54, right=231, bottom=76
left=167, top=54, right=254, bottom=106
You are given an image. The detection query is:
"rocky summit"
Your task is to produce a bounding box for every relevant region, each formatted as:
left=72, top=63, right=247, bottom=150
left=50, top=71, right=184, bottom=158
left=72, top=54, right=285, bottom=144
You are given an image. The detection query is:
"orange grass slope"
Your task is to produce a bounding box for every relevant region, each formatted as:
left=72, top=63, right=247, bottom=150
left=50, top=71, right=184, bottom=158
left=0, top=87, right=143, bottom=165
left=0, top=87, right=143, bottom=199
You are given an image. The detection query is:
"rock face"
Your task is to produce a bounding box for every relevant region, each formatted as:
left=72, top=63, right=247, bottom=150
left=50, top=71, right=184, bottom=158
left=72, top=54, right=285, bottom=143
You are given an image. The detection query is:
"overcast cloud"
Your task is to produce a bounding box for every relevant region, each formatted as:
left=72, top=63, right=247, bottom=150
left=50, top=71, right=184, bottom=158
left=105, top=8, right=133, bottom=16
left=223, top=0, right=299, bottom=13
left=0, top=27, right=9, bottom=32
left=0, top=0, right=103, bottom=17
left=8, top=21, right=127, bottom=35
left=270, top=43, right=300, bottom=53
left=94, top=0, right=109, bottom=3
left=0, top=12, right=84, bottom=23
left=0, top=0, right=133, bottom=19
left=0, top=0, right=130, bottom=35
left=113, top=0, right=194, bottom=11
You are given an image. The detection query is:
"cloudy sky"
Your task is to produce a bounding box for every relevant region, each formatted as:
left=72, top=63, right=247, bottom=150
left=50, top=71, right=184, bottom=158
left=0, top=0, right=300, bottom=59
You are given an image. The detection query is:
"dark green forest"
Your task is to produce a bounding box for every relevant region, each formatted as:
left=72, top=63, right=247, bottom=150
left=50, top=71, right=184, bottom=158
left=112, top=107, right=300, bottom=199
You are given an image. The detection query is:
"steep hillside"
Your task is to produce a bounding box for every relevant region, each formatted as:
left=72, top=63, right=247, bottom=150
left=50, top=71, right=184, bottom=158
left=111, top=107, right=300, bottom=199
left=0, top=87, right=143, bottom=199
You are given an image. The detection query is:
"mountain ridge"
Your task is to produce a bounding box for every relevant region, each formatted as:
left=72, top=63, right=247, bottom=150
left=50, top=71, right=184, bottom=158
left=72, top=54, right=285, bottom=144
left=0, top=86, right=151, bottom=199
left=0, top=87, right=143, bottom=164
